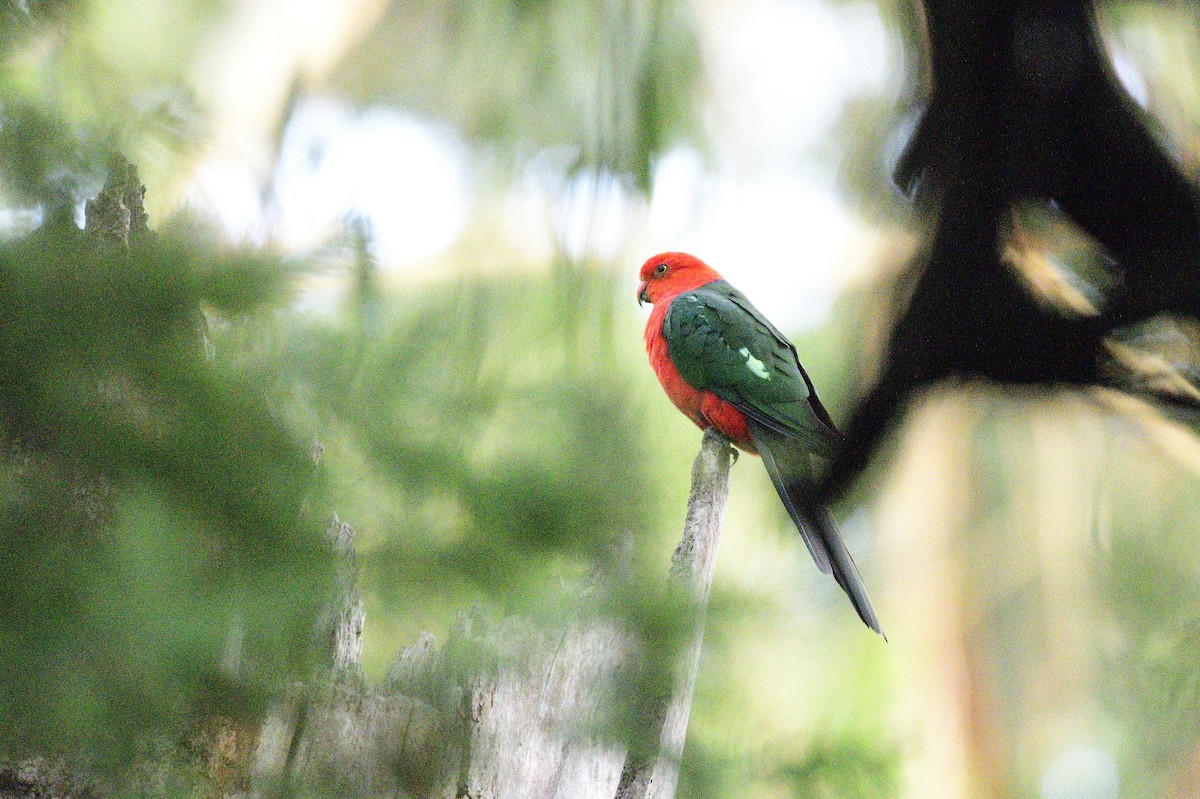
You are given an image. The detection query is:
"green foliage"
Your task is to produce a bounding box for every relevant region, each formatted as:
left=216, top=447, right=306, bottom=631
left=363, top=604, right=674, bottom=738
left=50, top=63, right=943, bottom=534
left=0, top=216, right=334, bottom=765
left=777, top=737, right=899, bottom=799
left=326, top=0, right=705, bottom=191
left=0, top=148, right=683, bottom=772
left=211, top=264, right=670, bottom=628
left=1, top=0, right=213, bottom=213
left=1098, top=471, right=1200, bottom=798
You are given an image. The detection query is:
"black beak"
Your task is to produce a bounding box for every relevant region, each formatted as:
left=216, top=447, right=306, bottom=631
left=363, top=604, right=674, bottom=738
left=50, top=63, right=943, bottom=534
left=637, top=282, right=650, bottom=306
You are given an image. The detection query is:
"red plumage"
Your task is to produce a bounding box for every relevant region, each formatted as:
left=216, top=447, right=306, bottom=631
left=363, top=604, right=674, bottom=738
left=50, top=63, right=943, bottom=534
left=638, top=252, right=756, bottom=452
left=637, top=252, right=884, bottom=635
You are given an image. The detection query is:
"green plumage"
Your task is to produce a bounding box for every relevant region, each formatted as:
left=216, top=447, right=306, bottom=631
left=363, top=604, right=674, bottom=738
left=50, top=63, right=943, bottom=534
left=662, top=280, right=884, bottom=636
left=662, top=280, right=842, bottom=456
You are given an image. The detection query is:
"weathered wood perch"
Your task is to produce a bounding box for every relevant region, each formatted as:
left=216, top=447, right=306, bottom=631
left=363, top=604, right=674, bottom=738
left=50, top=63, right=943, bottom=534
left=615, top=428, right=732, bottom=799
left=255, top=429, right=733, bottom=799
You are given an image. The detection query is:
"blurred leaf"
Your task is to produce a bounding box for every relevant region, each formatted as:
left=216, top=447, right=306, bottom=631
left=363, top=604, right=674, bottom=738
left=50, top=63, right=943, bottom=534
left=0, top=217, right=334, bottom=764
left=323, top=0, right=705, bottom=189
left=777, top=736, right=899, bottom=799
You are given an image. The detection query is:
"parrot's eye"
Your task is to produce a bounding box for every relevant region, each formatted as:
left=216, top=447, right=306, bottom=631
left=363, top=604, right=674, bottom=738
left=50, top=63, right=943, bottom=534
left=654, top=263, right=668, bottom=275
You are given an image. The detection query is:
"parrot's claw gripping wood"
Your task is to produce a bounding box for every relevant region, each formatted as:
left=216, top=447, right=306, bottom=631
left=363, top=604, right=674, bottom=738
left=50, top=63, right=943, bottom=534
left=704, top=427, right=738, bottom=464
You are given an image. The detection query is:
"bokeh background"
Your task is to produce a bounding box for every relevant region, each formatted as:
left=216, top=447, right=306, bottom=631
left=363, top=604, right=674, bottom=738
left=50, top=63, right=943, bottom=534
left=4, top=0, right=1200, bottom=797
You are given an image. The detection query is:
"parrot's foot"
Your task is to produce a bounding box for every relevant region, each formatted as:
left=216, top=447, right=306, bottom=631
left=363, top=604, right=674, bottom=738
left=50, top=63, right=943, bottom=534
left=702, top=427, right=738, bottom=464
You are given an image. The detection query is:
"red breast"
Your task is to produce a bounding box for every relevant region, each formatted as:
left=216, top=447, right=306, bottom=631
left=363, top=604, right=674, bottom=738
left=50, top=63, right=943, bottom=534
left=640, top=254, right=756, bottom=452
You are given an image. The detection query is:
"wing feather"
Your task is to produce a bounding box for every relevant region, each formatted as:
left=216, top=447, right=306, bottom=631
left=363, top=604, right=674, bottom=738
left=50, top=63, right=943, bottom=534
left=663, top=281, right=883, bottom=635
left=747, top=418, right=884, bottom=636
left=662, top=281, right=843, bottom=456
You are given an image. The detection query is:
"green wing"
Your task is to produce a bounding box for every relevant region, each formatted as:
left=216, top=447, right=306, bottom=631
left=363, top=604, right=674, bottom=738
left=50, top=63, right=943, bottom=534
left=663, top=281, right=884, bottom=635
left=662, top=280, right=843, bottom=457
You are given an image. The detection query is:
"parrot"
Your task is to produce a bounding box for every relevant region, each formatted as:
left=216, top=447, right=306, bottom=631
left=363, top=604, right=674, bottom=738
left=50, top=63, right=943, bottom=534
left=637, top=251, right=883, bottom=636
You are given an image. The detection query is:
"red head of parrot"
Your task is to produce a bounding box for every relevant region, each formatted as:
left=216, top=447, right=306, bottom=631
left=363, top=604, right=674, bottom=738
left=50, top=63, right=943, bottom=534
left=637, top=251, right=724, bottom=307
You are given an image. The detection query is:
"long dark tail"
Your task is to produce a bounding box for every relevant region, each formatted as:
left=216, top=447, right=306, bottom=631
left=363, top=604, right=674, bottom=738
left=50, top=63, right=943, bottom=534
left=748, top=420, right=885, bottom=637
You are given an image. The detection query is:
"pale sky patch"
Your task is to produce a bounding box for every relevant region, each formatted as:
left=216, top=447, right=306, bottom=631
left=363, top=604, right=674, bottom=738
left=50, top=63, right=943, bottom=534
left=271, top=99, right=472, bottom=270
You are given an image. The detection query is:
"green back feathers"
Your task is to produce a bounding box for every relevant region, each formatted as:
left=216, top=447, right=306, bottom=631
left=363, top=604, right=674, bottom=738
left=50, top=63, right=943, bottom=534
left=662, top=280, right=842, bottom=456
left=662, top=280, right=881, bottom=634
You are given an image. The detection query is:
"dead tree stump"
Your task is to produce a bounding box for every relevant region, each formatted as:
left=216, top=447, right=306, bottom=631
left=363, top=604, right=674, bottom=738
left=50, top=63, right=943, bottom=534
left=254, top=430, right=732, bottom=799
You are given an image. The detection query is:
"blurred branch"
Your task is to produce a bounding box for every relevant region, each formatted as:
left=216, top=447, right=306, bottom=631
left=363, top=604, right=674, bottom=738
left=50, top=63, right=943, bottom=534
left=821, top=0, right=1200, bottom=504
left=0, top=758, right=99, bottom=799
left=616, top=428, right=732, bottom=799
left=253, top=547, right=629, bottom=797
left=253, top=515, right=381, bottom=798
left=1103, top=341, right=1200, bottom=408
left=84, top=155, right=152, bottom=249
left=325, top=512, right=366, bottom=680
